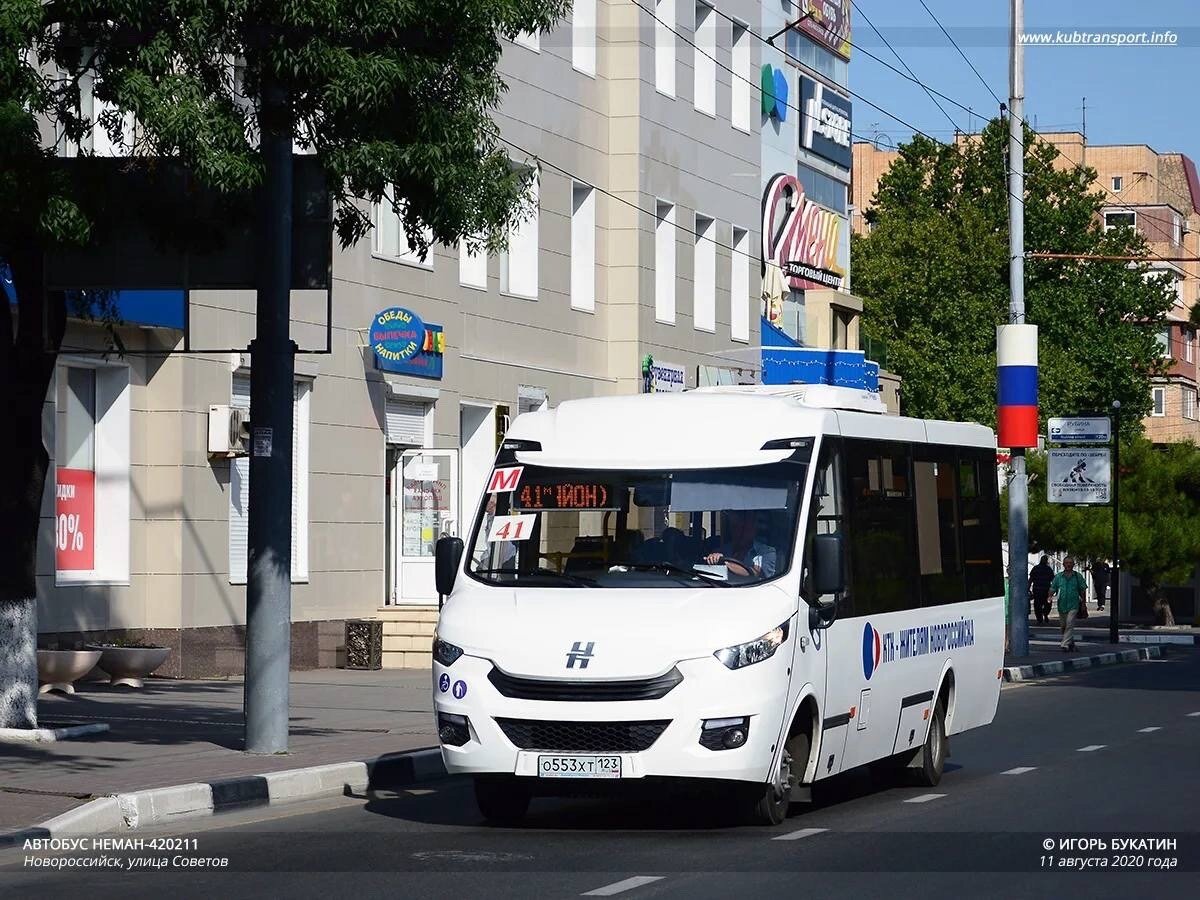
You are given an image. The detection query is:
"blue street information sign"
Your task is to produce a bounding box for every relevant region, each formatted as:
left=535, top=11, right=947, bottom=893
left=1047, top=416, right=1111, bottom=444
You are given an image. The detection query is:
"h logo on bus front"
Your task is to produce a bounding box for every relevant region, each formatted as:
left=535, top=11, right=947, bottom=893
left=566, top=641, right=595, bottom=669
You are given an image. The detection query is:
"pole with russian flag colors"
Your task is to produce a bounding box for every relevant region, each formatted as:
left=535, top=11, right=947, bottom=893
left=1004, top=0, right=1033, bottom=657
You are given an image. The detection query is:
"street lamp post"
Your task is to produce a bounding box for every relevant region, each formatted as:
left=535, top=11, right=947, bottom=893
left=1110, top=400, right=1121, bottom=645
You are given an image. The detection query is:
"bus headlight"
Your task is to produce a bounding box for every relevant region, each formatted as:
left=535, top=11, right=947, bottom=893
left=433, top=635, right=464, bottom=667
left=714, top=620, right=790, bottom=670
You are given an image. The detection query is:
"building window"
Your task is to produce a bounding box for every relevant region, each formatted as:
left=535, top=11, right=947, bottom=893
left=229, top=375, right=310, bottom=583
left=1111, top=176, right=1123, bottom=192
left=1104, top=211, right=1136, bottom=231
left=501, top=169, right=539, bottom=299
left=570, top=182, right=596, bottom=312
left=655, top=0, right=676, bottom=96
left=655, top=200, right=677, bottom=324
left=1173, top=213, right=1182, bottom=246
left=731, top=226, right=750, bottom=342
left=731, top=22, right=751, bottom=131
left=693, top=3, right=716, bottom=116
left=514, top=31, right=540, bottom=52
left=1184, top=387, right=1198, bottom=421
left=459, top=240, right=487, bottom=289
left=1157, top=327, right=1172, bottom=359
left=1152, top=386, right=1166, bottom=416
left=694, top=213, right=716, bottom=332
left=1185, top=329, right=1195, bottom=363
left=573, top=0, right=596, bottom=75
left=798, top=164, right=849, bottom=215
left=373, top=185, right=432, bottom=266
left=55, top=362, right=131, bottom=584
left=785, top=29, right=848, bottom=87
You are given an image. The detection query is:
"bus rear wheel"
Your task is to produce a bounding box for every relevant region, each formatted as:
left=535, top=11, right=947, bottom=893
left=911, top=700, right=947, bottom=787
left=474, top=776, right=531, bottom=825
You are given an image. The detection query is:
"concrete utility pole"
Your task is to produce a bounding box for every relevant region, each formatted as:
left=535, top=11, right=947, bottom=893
left=1006, top=0, right=1031, bottom=657
left=244, top=68, right=297, bottom=754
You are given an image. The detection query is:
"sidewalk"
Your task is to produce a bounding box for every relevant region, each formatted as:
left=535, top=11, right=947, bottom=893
left=0, top=668, right=436, bottom=832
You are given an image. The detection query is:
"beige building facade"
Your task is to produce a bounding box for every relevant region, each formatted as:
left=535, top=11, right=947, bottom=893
left=36, top=2, right=769, bottom=673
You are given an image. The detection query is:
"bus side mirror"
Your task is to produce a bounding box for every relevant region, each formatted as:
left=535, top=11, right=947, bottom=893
left=435, top=537, right=465, bottom=607
left=811, top=533, right=845, bottom=597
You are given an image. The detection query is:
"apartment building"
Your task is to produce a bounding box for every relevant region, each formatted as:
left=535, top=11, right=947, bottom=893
left=853, top=134, right=1200, bottom=443
left=35, top=2, right=770, bottom=673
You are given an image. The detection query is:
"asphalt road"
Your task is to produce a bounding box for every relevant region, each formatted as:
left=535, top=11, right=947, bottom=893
left=4, top=650, right=1199, bottom=899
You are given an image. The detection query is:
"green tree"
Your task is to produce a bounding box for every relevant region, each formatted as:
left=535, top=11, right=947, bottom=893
left=1005, top=440, right=1200, bottom=625
left=0, top=0, right=568, bottom=730
left=853, top=120, right=1172, bottom=435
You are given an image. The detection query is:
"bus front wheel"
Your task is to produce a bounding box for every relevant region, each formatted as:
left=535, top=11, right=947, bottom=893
left=749, top=732, right=808, bottom=826
left=474, top=776, right=531, bottom=825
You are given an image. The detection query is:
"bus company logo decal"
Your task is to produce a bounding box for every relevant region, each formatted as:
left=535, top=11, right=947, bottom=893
left=862, top=623, right=882, bottom=680
left=864, top=618, right=977, bottom=680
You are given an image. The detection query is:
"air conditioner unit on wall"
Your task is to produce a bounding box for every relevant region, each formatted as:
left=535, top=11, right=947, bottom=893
left=208, top=405, right=250, bottom=457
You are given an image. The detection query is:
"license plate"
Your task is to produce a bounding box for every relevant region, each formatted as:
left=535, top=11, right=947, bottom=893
left=537, top=754, right=622, bottom=779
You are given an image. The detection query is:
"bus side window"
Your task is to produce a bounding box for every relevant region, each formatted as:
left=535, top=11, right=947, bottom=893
left=807, top=443, right=852, bottom=616
left=960, top=449, right=1004, bottom=600
left=914, top=445, right=965, bottom=607
left=845, top=439, right=918, bottom=614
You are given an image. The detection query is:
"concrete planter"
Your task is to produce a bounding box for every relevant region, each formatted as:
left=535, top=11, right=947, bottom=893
left=37, top=649, right=103, bottom=695
left=86, top=645, right=171, bottom=688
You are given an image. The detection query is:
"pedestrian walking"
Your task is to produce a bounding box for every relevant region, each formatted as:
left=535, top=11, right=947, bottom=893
left=1028, top=555, right=1054, bottom=626
left=1049, top=556, right=1087, bottom=652
left=1089, top=560, right=1111, bottom=611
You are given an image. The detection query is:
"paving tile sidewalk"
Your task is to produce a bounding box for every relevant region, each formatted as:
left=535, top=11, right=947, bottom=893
left=0, top=668, right=436, bottom=832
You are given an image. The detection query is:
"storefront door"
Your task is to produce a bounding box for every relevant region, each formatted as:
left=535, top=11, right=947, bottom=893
left=395, top=449, right=459, bottom=604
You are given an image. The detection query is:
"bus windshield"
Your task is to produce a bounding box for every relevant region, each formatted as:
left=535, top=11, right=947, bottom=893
left=465, top=462, right=807, bottom=588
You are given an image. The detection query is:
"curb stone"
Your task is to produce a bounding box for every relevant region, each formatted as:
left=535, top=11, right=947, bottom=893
left=1003, top=645, right=1162, bottom=682
left=0, top=746, right=444, bottom=849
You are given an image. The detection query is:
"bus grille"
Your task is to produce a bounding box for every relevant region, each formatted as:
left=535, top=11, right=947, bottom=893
left=487, top=667, right=683, bottom=702
left=495, top=718, right=670, bottom=752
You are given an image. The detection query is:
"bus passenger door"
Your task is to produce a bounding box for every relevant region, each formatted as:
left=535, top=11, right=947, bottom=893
left=801, top=443, right=852, bottom=781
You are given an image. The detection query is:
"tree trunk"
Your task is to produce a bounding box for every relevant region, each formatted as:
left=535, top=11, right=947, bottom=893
left=0, top=243, right=64, bottom=729
left=0, top=598, right=37, bottom=729
left=1151, top=591, right=1177, bottom=628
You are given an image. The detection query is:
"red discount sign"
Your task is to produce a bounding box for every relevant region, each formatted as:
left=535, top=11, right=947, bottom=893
left=55, top=468, right=95, bottom=571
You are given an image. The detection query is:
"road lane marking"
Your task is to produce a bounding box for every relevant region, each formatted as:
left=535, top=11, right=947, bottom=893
left=773, top=827, right=829, bottom=841
left=1077, top=745, right=1105, bottom=752
left=1137, top=727, right=1162, bottom=733
left=1188, top=712, right=1200, bottom=717
left=583, top=876, right=665, bottom=896
left=1001, top=766, right=1037, bottom=775
left=904, top=794, right=945, bottom=803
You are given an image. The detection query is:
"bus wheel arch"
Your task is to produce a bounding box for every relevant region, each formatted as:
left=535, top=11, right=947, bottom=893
left=787, top=693, right=820, bottom=784
left=935, top=665, right=957, bottom=734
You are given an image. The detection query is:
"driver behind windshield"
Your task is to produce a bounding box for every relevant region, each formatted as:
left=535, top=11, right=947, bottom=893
left=703, top=509, right=777, bottom=578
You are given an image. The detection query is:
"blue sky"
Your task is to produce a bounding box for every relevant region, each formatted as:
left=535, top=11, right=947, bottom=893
left=849, top=0, right=1198, bottom=155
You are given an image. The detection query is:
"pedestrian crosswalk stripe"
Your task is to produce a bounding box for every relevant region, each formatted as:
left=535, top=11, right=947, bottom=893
left=1137, top=726, right=1162, bottom=733
left=904, top=793, right=945, bottom=803
left=773, top=827, right=829, bottom=841
left=583, top=876, right=665, bottom=896
left=1077, top=744, right=1105, bottom=752
left=1001, top=766, right=1037, bottom=775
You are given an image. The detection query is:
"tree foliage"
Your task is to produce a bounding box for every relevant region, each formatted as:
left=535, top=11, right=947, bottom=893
left=1005, top=440, right=1200, bottom=623
left=0, top=0, right=569, bottom=728
left=852, top=120, right=1173, bottom=436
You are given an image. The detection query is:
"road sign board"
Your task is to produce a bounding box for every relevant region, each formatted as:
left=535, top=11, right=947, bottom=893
left=1047, top=416, right=1111, bottom=444
left=1048, top=448, right=1111, bottom=504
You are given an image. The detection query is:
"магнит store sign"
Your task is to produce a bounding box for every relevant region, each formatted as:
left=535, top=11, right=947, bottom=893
left=799, top=76, right=852, bottom=169
left=761, top=173, right=846, bottom=291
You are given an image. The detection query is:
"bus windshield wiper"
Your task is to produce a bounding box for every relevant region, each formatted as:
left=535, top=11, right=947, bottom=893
left=617, top=562, right=731, bottom=586
left=473, top=567, right=596, bottom=587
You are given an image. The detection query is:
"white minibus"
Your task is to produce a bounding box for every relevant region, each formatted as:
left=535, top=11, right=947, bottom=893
left=431, top=384, right=1004, bottom=825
